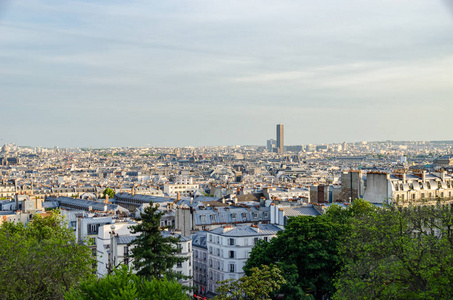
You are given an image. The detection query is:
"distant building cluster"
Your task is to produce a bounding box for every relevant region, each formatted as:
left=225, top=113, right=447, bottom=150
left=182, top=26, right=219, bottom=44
left=1, top=139, right=453, bottom=297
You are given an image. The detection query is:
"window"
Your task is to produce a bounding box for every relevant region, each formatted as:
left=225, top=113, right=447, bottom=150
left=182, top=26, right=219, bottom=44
left=88, top=224, right=100, bottom=235
left=209, top=247, right=212, bottom=254
left=177, top=262, right=182, bottom=268
left=229, top=251, right=235, bottom=258
left=412, top=194, right=415, bottom=200
left=422, top=193, right=425, bottom=199
left=216, top=236, right=220, bottom=244
left=254, top=238, right=258, bottom=245
left=209, top=235, right=212, bottom=242
left=229, top=238, right=235, bottom=246
left=232, top=213, right=237, bottom=219
left=264, top=237, right=268, bottom=242
left=212, top=215, right=216, bottom=222
left=189, top=258, right=191, bottom=266
left=177, top=244, right=182, bottom=253
left=201, top=215, right=206, bottom=222
left=264, top=212, right=269, bottom=218
left=229, top=264, right=235, bottom=273
left=217, top=248, right=220, bottom=256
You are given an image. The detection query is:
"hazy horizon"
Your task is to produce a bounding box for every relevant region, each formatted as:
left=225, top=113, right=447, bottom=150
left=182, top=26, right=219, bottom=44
left=1, top=0, right=452, bottom=148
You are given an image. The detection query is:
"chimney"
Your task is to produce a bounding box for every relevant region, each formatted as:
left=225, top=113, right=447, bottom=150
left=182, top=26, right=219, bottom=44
left=105, top=194, right=109, bottom=203
left=176, top=192, right=181, bottom=201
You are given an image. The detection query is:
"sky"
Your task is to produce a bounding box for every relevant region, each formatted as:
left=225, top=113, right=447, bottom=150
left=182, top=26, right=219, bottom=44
left=0, top=0, right=452, bottom=148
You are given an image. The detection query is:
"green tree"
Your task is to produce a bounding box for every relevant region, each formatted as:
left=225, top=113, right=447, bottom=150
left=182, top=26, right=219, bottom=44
left=334, top=204, right=453, bottom=300
left=245, top=199, right=374, bottom=300
left=213, top=265, right=287, bottom=300
left=0, top=210, right=94, bottom=299
left=129, top=203, right=188, bottom=281
left=103, top=187, right=115, bottom=199
left=65, top=265, right=189, bottom=300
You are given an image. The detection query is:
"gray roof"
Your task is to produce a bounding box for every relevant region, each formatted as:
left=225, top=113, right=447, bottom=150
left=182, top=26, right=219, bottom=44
left=42, top=201, right=59, bottom=209
left=47, top=196, right=125, bottom=212
left=82, top=216, right=113, bottom=225
left=209, top=224, right=283, bottom=237
left=115, top=193, right=171, bottom=204
left=281, top=205, right=321, bottom=217
left=115, top=235, right=137, bottom=245
left=193, top=206, right=270, bottom=226
left=192, top=231, right=207, bottom=249
left=161, top=230, right=191, bottom=242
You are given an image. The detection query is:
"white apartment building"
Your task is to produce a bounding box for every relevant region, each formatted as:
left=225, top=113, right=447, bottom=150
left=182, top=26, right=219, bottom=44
left=97, top=222, right=193, bottom=287
left=0, top=183, right=16, bottom=199
left=163, top=176, right=199, bottom=197
left=364, top=170, right=453, bottom=205
left=205, top=224, right=283, bottom=295
left=193, top=231, right=208, bottom=297
left=97, top=222, right=138, bottom=278
left=263, top=186, right=310, bottom=201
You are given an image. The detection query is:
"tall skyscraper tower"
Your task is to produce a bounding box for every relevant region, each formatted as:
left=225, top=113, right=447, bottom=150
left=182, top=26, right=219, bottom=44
left=276, top=124, right=284, bottom=154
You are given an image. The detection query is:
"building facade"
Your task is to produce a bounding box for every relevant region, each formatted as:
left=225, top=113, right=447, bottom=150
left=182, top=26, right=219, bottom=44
left=361, top=171, right=453, bottom=205
left=205, top=224, right=283, bottom=295
left=96, top=222, right=193, bottom=287
left=276, top=124, right=284, bottom=154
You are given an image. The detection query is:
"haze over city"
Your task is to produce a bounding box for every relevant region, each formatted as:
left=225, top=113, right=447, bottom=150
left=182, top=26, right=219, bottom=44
left=1, top=0, right=452, bottom=147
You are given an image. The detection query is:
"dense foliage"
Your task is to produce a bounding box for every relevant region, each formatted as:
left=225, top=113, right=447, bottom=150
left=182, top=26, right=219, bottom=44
left=213, top=265, right=286, bottom=300
left=334, top=204, right=453, bottom=299
left=0, top=211, right=94, bottom=299
left=65, top=265, right=190, bottom=300
left=129, top=203, right=188, bottom=280
left=102, top=187, right=115, bottom=199
left=245, top=200, right=453, bottom=299
left=244, top=199, right=374, bottom=299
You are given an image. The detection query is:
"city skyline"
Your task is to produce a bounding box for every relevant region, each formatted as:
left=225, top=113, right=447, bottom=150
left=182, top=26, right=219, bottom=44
left=1, top=0, right=452, bottom=147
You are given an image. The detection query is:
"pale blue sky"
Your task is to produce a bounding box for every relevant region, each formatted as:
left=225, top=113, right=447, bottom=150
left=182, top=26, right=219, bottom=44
left=0, top=0, right=452, bottom=147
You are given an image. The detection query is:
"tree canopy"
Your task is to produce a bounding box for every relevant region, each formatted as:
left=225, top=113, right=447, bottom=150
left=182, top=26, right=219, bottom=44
left=103, top=187, right=115, bottom=199
left=244, top=199, right=374, bottom=299
left=334, top=204, right=453, bottom=299
left=65, top=265, right=190, bottom=300
left=213, top=264, right=286, bottom=300
left=0, top=210, right=94, bottom=299
left=129, top=203, right=188, bottom=281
